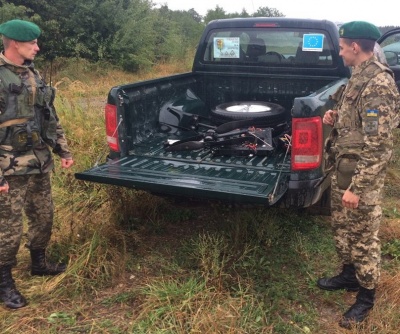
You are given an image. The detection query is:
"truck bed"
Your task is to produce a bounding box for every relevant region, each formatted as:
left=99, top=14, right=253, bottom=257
left=75, top=17, right=353, bottom=208
left=76, top=134, right=290, bottom=205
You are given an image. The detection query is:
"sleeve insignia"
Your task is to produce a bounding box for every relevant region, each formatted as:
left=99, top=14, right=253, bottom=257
left=366, top=109, right=378, bottom=117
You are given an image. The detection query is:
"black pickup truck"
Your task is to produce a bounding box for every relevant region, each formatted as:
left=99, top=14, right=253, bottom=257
left=75, top=18, right=400, bottom=208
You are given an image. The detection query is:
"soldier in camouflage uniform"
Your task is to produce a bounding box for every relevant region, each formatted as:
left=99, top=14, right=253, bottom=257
left=317, top=21, right=400, bottom=329
left=0, top=19, right=74, bottom=309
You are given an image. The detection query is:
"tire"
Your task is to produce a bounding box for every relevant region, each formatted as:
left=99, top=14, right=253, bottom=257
left=211, top=101, right=286, bottom=124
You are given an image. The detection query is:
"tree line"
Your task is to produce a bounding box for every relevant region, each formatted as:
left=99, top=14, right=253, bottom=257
left=0, top=0, right=284, bottom=71
left=1, top=1, right=397, bottom=72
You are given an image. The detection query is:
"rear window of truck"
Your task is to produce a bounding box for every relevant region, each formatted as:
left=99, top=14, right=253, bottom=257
left=202, top=27, right=336, bottom=67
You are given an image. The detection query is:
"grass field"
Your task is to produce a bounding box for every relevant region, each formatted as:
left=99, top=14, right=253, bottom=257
left=1, top=59, right=399, bottom=334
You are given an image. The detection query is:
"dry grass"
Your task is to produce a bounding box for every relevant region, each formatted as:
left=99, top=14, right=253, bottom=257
left=1, top=59, right=400, bottom=334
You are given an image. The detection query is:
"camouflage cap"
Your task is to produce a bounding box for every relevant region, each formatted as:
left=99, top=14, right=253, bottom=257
left=339, top=21, right=381, bottom=41
left=0, top=19, right=41, bottom=42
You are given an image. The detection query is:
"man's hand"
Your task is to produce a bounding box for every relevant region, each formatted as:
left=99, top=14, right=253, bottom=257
left=0, top=178, right=9, bottom=194
left=342, top=189, right=359, bottom=209
left=61, top=158, right=74, bottom=169
left=323, top=109, right=338, bottom=126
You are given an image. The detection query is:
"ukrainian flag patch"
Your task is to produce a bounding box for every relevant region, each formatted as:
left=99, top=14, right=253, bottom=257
left=366, top=109, right=378, bottom=117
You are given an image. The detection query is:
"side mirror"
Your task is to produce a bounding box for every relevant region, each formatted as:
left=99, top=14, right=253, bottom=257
left=384, top=51, right=398, bottom=66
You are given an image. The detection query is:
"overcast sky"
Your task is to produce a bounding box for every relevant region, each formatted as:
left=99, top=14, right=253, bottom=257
left=155, top=0, right=398, bottom=27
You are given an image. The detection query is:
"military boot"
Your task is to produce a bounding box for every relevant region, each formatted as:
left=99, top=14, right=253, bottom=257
left=0, top=265, right=27, bottom=309
left=317, top=264, right=360, bottom=291
left=30, top=249, right=67, bottom=276
left=339, top=286, right=375, bottom=329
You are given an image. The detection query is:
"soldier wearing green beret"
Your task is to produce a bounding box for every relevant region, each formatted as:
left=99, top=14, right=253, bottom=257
left=318, top=21, right=400, bottom=328
left=0, top=19, right=74, bottom=309
left=0, top=19, right=41, bottom=42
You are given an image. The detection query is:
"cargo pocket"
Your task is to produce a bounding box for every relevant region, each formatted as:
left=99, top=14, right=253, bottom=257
left=336, top=157, right=358, bottom=190
left=10, top=122, right=41, bottom=152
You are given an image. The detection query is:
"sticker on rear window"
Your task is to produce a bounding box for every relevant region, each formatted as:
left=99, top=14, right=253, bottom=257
left=302, top=34, right=324, bottom=52
left=214, top=37, right=240, bottom=58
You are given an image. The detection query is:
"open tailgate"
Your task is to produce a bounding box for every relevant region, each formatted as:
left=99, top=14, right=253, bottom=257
left=75, top=153, right=290, bottom=205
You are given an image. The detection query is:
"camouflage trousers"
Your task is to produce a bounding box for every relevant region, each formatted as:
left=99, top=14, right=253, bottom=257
left=0, top=173, right=54, bottom=267
left=330, top=174, right=383, bottom=289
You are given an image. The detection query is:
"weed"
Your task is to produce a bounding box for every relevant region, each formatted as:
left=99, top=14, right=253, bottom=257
left=382, top=239, right=400, bottom=260
left=47, top=312, right=76, bottom=326
left=1, top=61, right=400, bottom=334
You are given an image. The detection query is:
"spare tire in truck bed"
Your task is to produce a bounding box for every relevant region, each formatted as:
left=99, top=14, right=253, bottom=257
left=211, top=101, right=286, bottom=125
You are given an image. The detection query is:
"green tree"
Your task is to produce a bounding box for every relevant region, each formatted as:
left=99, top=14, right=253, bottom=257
left=204, top=5, right=227, bottom=24
left=1, top=0, right=128, bottom=61
left=1, top=1, right=286, bottom=72
left=0, top=0, right=32, bottom=22
left=111, top=3, right=204, bottom=71
left=110, top=0, right=156, bottom=71
left=187, top=8, right=202, bottom=24
left=204, top=5, right=284, bottom=24
left=157, top=6, right=204, bottom=59
left=254, top=6, right=284, bottom=18
left=226, top=8, right=251, bottom=19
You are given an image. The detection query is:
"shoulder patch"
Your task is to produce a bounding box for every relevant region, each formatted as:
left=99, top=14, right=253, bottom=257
left=366, top=109, right=378, bottom=117
left=364, top=109, right=379, bottom=135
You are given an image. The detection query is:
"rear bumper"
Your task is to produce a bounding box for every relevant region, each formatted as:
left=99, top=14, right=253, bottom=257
left=283, top=177, right=325, bottom=208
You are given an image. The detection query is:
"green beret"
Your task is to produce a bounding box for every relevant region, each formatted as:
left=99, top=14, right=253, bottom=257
left=339, top=21, right=381, bottom=41
left=0, top=19, right=41, bottom=42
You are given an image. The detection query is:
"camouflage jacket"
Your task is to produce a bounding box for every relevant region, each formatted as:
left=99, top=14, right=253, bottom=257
left=0, top=53, right=72, bottom=181
left=331, top=55, right=399, bottom=196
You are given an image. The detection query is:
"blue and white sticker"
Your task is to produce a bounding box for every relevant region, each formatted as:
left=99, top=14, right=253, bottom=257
left=213, top=37, right=240, bottom=58
left=302, top=34, right=324, bottom=52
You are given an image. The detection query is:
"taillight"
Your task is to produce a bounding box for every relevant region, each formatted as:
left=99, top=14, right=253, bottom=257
left=291, top=117, right=322, bottom=171
left=105, top=103, right=120, bottom=152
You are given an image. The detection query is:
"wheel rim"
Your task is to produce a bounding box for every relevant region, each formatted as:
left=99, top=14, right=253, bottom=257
left=225, top=104, right=272, bottom=113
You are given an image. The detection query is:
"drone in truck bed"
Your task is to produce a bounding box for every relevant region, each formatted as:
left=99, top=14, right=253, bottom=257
left=164, top=126, right=275, bottom=156
left=160, top=102, right=291, bottom=157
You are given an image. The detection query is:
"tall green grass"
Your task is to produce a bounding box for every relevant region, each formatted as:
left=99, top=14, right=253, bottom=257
left=1, top=59, right=399, bottom=334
